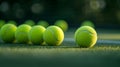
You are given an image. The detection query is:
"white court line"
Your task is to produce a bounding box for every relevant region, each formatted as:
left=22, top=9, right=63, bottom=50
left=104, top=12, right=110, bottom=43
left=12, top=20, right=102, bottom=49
left=64, top=38, right=120, bottom=45
left=64, top=38, right=75, bottom=42
left=97, top=40, right=120, bottom=45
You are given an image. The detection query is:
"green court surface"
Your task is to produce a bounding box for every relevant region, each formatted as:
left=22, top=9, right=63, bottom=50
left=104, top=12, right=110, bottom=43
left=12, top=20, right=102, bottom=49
left=0, top=29, right=120, bottom=67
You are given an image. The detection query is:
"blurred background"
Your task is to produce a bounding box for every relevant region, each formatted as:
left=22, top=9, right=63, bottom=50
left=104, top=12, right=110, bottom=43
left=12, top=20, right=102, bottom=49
left=0, top=0, right=120, bottom=29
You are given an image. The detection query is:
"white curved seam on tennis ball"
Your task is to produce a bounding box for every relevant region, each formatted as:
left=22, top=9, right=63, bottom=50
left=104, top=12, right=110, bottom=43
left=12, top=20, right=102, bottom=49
left=75, top=30, right=93, bottom=40
left=47, top=29, right=59, bottom=41
left=82, top=30, right=94, bottom=35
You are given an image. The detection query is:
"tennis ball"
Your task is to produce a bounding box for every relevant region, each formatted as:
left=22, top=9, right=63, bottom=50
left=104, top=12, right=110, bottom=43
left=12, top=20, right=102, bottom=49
left=15, top=24, right=31, bottom=44
left=0, top=20, right=5, bottom=28
left=24, top=20, right=35, bottom=26
left=54, top=20, right=68, bottom=32
left=7, top=20, right=17, bottom=25
left=74, top=26, right=97, bottom=48
left=37, top=20, right=49, bottom=28
left=0, top=24, right=17, bottom=43
left=28, top=25, right=46, bottom=45
left=43, top=26, right=64, bottom=46
left=81, top=20, right=95, bottom=28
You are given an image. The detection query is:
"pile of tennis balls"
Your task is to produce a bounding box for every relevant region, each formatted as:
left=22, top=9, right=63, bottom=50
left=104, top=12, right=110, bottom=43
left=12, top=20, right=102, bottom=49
left=0, top=20, right=65, bottom=46
left=0, top=19, right=97, bottom=48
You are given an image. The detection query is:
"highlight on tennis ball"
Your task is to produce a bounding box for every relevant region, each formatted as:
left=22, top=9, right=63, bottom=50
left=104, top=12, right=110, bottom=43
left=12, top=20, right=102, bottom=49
left=43, top=26, right=64, bottom=46
left=15, top=24, right=31, bottom=44
left=24, top=20, right=35, bottom=26
left=28, top=25, right=46, bottom=45
left=81, top=20, right=95, bottom=28
left=7, top=20, right=17, bottom=25
left=74, top=26, right=97, bottom=48
left=54, top=20, right=68, bottom=32
left=0, top=20, right=5, bottom=28
left=0, top=24, right=17, bottom=43
left=37, top=20, right=49, bottom=28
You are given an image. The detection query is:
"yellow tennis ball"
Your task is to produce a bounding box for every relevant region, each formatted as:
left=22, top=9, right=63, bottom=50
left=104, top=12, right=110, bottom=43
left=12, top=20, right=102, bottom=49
left=24, top=20, right=35, bottom=26
left=37, top=20, right=49, bottom=28
left=81, top=20, right=95, bottom=28
left=74, top=26, right=97, bottom=48
left=0, top=24, right=17, bottom=43
left=7, top=20, right=17, bottom=25
left=15, top=24, right=31, bottom=44
left=28, top=25, right=46, bottom=45
left=43, top=26, right=64, bottom=46
left=54, top=20, right=68, bottom=32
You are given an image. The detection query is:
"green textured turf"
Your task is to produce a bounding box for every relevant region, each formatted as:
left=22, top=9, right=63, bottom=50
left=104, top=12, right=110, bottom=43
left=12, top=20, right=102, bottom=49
left=0, top=45, right=120, bottom=67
